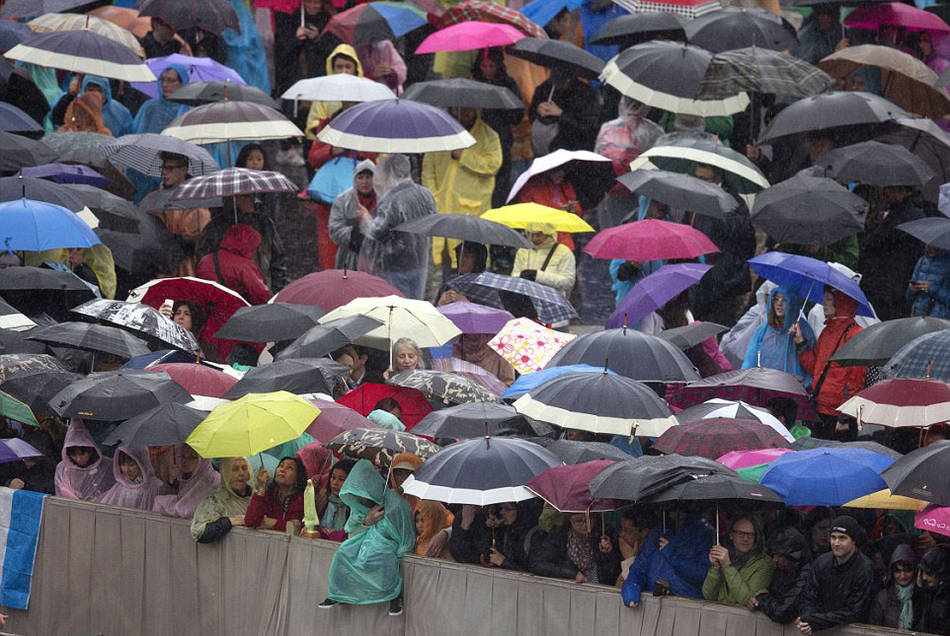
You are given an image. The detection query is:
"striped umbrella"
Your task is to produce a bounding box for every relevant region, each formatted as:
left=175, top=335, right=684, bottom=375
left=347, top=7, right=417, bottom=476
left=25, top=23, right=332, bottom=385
left=27, top=13, right=146, bottom=57
left=5, top=29, right=155, bottom=82
left=104, top=133, right=219, bottom=178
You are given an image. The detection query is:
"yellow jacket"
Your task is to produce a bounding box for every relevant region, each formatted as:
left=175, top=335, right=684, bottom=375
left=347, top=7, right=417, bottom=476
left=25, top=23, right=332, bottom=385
left=305, top=43, right=365, bottom=138
left=511, top=223, right=575, bottom=295
left=422, top=116, right=502, bottom=265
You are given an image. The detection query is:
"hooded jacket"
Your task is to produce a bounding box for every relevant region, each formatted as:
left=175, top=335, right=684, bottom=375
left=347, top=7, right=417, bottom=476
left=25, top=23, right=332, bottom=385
left=80, top=75, right=133, bottom=137
left=799, top=547, right=876, bottom=632
left=702, top=516, right=775, bottom=606
left=196, top=223, right=272, bottom=305
left=57, top=92, right=111, bottom=135
left=756, top=526, right=812, bottom=624
left=511, top=221, right=576, bottom=295
left=132, top=64, right=190, bottom=134
left=190, top=457, right=253, bottom=543
left=414, top=499, right=454, bottom=559
left=913, top=546, right=950, bottom=635
left=870, top=542, right=918, bottom=629
left=742, top=286, right=815, bottom=386
left=97, top=446, right=162, bottom=511
left=908, top=249, right=950, bottom=319
left=54, top=418, right=114, bottom=501
left=329, top=159, right=377, bottom=271
left=305, top=44, right=365, bottom=138
left=797, top=290, right=866, bottom=416
left=152, top=454, right=220, bottom=519
left=528, top=514, right=621, bottom=584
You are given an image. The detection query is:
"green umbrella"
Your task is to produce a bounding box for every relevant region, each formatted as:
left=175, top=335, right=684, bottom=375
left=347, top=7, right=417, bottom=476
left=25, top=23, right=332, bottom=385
left=0, top=389, right=39, bottom=427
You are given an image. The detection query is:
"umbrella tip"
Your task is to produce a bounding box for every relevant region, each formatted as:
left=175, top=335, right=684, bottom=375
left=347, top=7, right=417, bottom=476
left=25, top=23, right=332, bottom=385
left=342, top=266, right=349, bottom=280
left=603, top=358, right=609, bottom=375
left=927, top=361, right=932, bottom=379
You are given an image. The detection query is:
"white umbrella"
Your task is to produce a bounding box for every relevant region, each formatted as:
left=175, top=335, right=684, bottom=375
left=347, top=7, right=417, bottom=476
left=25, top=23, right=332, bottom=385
left=506, top=148, right=611, bottom=203
left=280, top=74, right=396, bottom=102
left=675, top=398, right=794, bottom=442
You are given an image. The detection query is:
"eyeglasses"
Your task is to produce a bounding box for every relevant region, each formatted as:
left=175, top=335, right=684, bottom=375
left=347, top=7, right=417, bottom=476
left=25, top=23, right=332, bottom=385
left=732, top=530, right=756, bottom=540
left=161, top=163, right=186, bottom=172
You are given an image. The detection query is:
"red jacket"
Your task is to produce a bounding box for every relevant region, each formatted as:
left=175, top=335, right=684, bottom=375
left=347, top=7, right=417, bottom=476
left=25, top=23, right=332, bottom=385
left=307, top=117, right=378, bottom=170
left=196, top=223, right=272, bottom=305
left=244, top=489, right=305, bottom=531
left=797, top=290, right=867, bottom=416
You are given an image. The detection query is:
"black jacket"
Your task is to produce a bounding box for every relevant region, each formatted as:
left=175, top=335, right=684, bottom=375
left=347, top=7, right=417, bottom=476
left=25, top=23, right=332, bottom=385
left=528, top=523, right=621, bottom=585
left=799, top=550, right=875, bottom=632
left=868, top=542, right=917, bottom=629
left=448, top=509, right=534, bottom=571
left=757, top=527, right=812, bottom=624
left=914, top=583, right=950, bottom=635
left=529, top=79, right=600, bottom=152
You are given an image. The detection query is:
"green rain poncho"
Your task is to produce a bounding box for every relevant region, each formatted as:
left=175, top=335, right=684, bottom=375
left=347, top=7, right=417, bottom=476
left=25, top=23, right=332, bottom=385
left=327, top=459, right=416, bottom=604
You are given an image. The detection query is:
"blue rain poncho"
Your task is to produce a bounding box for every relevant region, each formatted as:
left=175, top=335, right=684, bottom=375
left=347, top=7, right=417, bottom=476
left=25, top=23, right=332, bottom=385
left=81, top=75, right=133, bottom=137
left=742, top=285, right=815, bottom=386
left=327, top=459, right=416, bottom=605
left=222, top=0, right=271, bottom=94
left=132, top=64, right=190, bottom=134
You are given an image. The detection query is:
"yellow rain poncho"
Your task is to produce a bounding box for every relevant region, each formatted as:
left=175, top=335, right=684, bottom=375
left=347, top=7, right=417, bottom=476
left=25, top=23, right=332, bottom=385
left=305, top=43, right=365, bottom=138
left=23, top=245, right=117, bottom=299
left=511, top=221, right=576, bottom=295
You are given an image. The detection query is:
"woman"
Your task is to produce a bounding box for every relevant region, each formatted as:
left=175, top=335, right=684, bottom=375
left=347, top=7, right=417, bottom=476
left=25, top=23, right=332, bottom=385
left=57, top=92, right=111, bottom=135
left=191, top=456, right=253, bottom=543
left=870, top=543, right=917, bottom=629
left=451, top=501, right=538, bottom=571
left=170, top=300, right=219, bottom=362
left=414, top=500, right=455, bottom=560
left=805, top=507, right=833, bottom=556
left=296, top=442, right=332, bottom=513
left=245, top=456, right=307, bottom=532
left=383, top=337, right=426, bottom=379
left=702, top=514, right=775, bottom=606
left=529, top=512, right=622, bottom=584
left=511, top=221, right=576, bottom=298
left=54, top=418, right=114, bottom=501
left=743, top=286, right=815, bottom=386
left=329, top=159, right=377, bottom=272
left=132, top=65, right=189, bottom=134
left=322, top=457, right=356, bottom=533
left=235, top=143, right=279, bottom=220
left=98, top=446, right=162, bottom=511
left=907, top=244, right=950, bottom=318
left=452, top=334, right=515, bottom=386
left=516, top=168, right=581, bottom=250
left=152, top=445, right=221, bottom=519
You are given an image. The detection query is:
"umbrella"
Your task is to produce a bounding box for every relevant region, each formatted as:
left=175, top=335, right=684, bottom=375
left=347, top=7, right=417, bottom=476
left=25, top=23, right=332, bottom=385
left=0, top=295, right=35, bottom=332
left=791, top=436, right=903, bottom=459
left=487, top=317, right=574, bottom=374
left=401, top=436, right=561, bottom=505
left=96, top=225, right=183, bottom=276
left=317, top=99, right=475, bottom=154
left=0, top=133, right=56, bottom=172
left=428, top=356, right=507, bottom=398
left=658, top=322, right=728, bottom=350
left=513, top=372, right=675, bottom=436
left=104, top=133, right=219, bottom=178
left=884, top=330, right=950, bottom=381
left=676, top=398, right=795, bottom=442
left=506, top=38, right=604, bottom=79
left=0, top=20, right=31, bottom=54
left=0, top=390, right=39, bottom=427
left=388, top=369, right=500, bottom=406
left=167, top=81, right=278, bottom=109
left=62, top=184, right=148, bottom=233
left=0, top=198, right=101, bottom=251
left=750, top=174, right=867, bottom=246
left=584, top=218, right=719, bottom=262
left=613, top=0, right=721, bottom=19
left=684, top=7, right=797, bottom=53
left=0, top=266, right=94, bottom=311
left=1, top=0, right=97, bottom=18
left=163, top=101, right=303, bottom=145
left=412, top=402, right=550, bottom=438
left=326, top=427, right=441, bottom=466
left=641, top=472, right=786, bottom=516
left=883, top=440, right=950, bottom=505
left=748, top=251, right=875, bottom=317
left=275, top=315, right=384, bottom=360
left=547, top=327, right=699, bottom=383
left=130, top=54, right=246, bottom=99
left=26, top=321, right=150, bottom=360
left=654, top=417, right=790, bottom=459
left=838, top=378, right=950, bottom=428
left=446, top=271, right=579, bottom=325
left=502, top=363, right=615, bottom=399
left=526, top=460, right=622, bottom=512
left=844, top=2, right=950, bottom=33
left=324, top=1, right=427, bottom=45
left=601, top=40, right=749, bottom=118
left=0, top=103, right=43, bottom=134
left=5, top=29, right=155, bottom=83
left=843, top=488, right=928, bottom=511
left=27, top=12, right=146, bottom=57
left=214, top=302, right=327, bottom=343
left=758, top=91, right=907, bottom=143
left=617, top=170, right=738, bottom=220
left=589, top=13, right=686, bottom=47
left=916, top=505, right=950, bottom=537
left=0, top=437, right=42, bottom=463
left=606, top=263, right=712, bottom=329
left=434, top=1, right=547, bottom=38
left=815, top=140, right=935, bottom=187
left=336, top=383, right=432, bottom=428
left=137, top=0, right=240, bottom=36
left=481, top=203, right=594, bottom=233
left=0, top=368, right=78, bottom=416
left=224, top=358, right=348, bottom=399
left=303, top=397, right=375, bottom=444
left=506, top=148, right=613, bottom=205
left=0, top=175, right=84, bottom=213
left=50, top=369, right=193, bottom=420
left=899, top=217, right=950, bottom=251
left=103, top=402, right=206, bottom=447
left=667, top=367, right=815, bottom=419
left=416, top=21, right=526, bottom=54
left=762, top=447, right=895, bottom=506
left=21, top=163, right=109, bottom=188
left=186, top=391, right=321, bottom=459
left=280, top=74, right=395, bottom=103
left=698, top=47, right=834, bottom=101
left=71, top=299, right=200, bottom=354
left=0, top=353, right=67, bottom=383
left=588, top=454, right=736, bottom=502
left=273, top=269, right=403, bottom=311
left=145, top=362, right=237, bottom=398
left=832, top=317, right=950, bottom=367
left=438, top=302, right=513, bottom=335
left=394, top=213, right=531, bottom=249
left=543, top=440, right=631, bottom=464
left=170, top=167, right=297, bottom=200
left=716, top=448, right=795, bottom=470
left=403, top=78, right=524, bottom=110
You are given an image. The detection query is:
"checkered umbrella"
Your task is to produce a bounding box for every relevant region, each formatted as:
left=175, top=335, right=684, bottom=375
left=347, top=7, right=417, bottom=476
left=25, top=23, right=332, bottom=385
left=434, top=0, right=547, bottom=38
left=611, top=0, right=720, bottom=19
left=698, top=47, right=834, bottom=100
left=104, top=134, right=219, bottom=178
left=170, top=168, right=297, bottom=200
left=884, top=330, right=950, bottom=382
left=446, top=272, right=578, bottom=325
left=162, top=101, right=303, bottom=144
left=26, top=321, right=151, bottom=359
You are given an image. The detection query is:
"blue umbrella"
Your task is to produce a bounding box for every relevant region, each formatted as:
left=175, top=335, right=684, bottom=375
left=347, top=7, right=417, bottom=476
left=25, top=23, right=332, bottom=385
left=748, top=251, right=875, bottom=317
left=760, top=447, right=895, bottom=505
left=503, top=363, right=615, bottom=399
left=0, top=198, right=101, bottom=251
left=606, top=262, right=712, bottom=329
left=22, top=163, right=109, bottom=187
left=0, top=438, right=42, bottom=464
left=0, top=18, right=32, bottom=50
left=522, top=0, right=584, bottom=29
left=0, top=102, right=42, bottom=133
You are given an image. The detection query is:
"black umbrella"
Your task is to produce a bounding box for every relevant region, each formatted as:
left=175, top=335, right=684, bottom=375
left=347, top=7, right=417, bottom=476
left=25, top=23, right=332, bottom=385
left=223, top=358, right=350, bottom=399
left=0, top=353, right=67, bottom=383
left=50, top=369, right=193, bottom=420
left=883, top=440, right=950, bottom=506
left=758, top=91, right=907, bottom=143
left=60, top=184, right=149, bottom=233
left=641, top=472, right=785, bottom=508
left=138, top=186, right=223, bottom=216
left=506, top=38, right=604, bottom=79
left=25, top=321, right=151, bottom=359
left=831, top=317, right=950, bottom=366
left=388, top=369, right=500, bottom=406
left=0, top=132, right=56, bottom=172
left=0, top=103, right=42, bottom=134
left=0, top=368, right=79, bottom=415
left=0, top=294, right=35, bottom=332
left=901, top=216, right=950, bottom=249
left=589, top=13, right=686, bottom=47
left=103, top=402, right=207, bottom=446
left=0, top=175, right=84, bottom=212
left=658, top=322, right=728, bottom=350
left=0, top=0, right=98, bottom=18
left=394, top=213, right=531, bottom=249
left=412, top=402, right=552, bottom=438
left=0, top=328, right=46, bottom=354
left=137, top=0, right=240, bottom=35
left=684, top=7, right=798, bottom=53
left=617, top=169, right=738, bottom=220
left=275, top=315, right=384, bottom=360
left=0, top=267, right=96, bottom=319
left=70, top=298, right=200, bottom=354
left=588, top=454, right=736, bottom=501
left=96, top=227, right=183, bottom=276
left=815, top=141, right=934, bottom=187
left=403, top=78, right=524, bottom=110
left=750, top=174, right=867, bottom=246
left=546, top=328, right=700, bottom=383
left=792, top=437, right=903, bottom=461
left=168, top=81, right=278, bottom=109
left=214, top=303, right=327, bottom=343
left=104, top=133, right=219, bottom=179
left=543, top=439, right=633, bottom=464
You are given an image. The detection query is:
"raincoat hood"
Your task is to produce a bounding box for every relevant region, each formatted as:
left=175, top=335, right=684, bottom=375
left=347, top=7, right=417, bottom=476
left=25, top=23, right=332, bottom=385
left=132, top=64, right=190, bottom=134
left=54, top=418, right=115, bottom=500
left=414, top=499, right=452, bottom=555
left=388, top=452, right=422, bottom=503
left=525, top=221, right=558, bottom=246
left=326, top=43, right=364, bottom=78
left=340, top=459, right=385, bottom=533
left=374, top=153, right=412, bottom=199
left=919, top=546, right=950, bottom=582
left=765, top=285, right=804, bottom=334
left=219, top=223, right=262, bottom=259
left=354, top=158, right=376, bottom=177
left=296, top=442, right=332, bottom=484
left=98, top=444, right=162, bottom=509
left=889, top=542, right=918, bottom=572
left=81, top=75, right=114, bottom=103
left=152, top=452, right=220, bottom=518
left=829, top=289, right=858, bottom=322
left=767, top=526, right=811, bottom=564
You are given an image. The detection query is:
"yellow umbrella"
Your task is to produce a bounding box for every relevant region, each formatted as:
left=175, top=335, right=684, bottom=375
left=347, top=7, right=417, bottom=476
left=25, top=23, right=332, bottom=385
left=481, top=203, right=595, bottom=233
left=186, top=391, right=320, bottom=458
left=27, top=13, right=147, bottom=58
left=842, top=488, right=928, bottom=512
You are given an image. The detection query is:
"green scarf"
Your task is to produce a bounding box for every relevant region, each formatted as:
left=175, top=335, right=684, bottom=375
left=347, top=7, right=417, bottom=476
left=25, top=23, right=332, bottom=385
left=897, top=583, right=914, bottom=629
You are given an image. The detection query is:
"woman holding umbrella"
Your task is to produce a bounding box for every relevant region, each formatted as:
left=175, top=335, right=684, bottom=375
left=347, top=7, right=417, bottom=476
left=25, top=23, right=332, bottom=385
left=743, top=286, right=815, bottom=387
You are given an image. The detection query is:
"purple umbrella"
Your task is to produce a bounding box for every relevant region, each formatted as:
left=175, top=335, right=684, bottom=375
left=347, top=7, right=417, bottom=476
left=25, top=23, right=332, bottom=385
left=0, top=438, right=42, bottom=464
left=606, top=263, right=712, bottom=329
left=22, top=163, right=109, bottom=187
left=437, top=301, right=513, bottom=334
left=131, top=54, right=246, bottom=99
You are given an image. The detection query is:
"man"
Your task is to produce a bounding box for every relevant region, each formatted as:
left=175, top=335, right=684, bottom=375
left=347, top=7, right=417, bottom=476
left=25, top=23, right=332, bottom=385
left=305, top=43, right=364, bottom=139
left=529, top=66, right=600, bottom=153
left=795, top=515, right=875, bottom=634
left=141, top=16, right=188, bottom=59
left=328, top=160, right=377, bottom=271
left=751, top=526, right=812, bottom=624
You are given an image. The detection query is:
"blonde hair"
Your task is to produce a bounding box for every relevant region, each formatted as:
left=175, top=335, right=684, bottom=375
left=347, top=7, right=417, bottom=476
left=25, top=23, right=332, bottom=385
left=391, top=337, right=425, bottom=370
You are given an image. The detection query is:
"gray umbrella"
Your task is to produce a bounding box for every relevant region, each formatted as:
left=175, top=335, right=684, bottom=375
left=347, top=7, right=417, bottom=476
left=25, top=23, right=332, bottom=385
left=898, top=217, right=950, bottom=252
left=684, top=7, right=798, bottom=53
left=223, top=358, right=350, bottom=399
left=815, top=140, right=934, bottom=187
left=104, top=133, right=219, bottom=179
left=50, top=369, right=193, bottom=420
left=658, top=322, right=728, bottom=350
left=394, top=213, right=531, bottom=249
left=751, top=174, right=867, bottom=245
left=403, top=78, right=524, bottom=110
left=275, top=315, right=384, bottom=360
left=26, top=321, right=151, bottom=359
left=589, top=13, right=686, bottom=47
left=0, top=132, right=56, bottom=172
left=103, top=402, right=208, bottom=447
left=758, top=91, right=907, bottom=143
left=168, top=81, right=279, bottom=109
left=832, top=317, right=950, bottom=367
left=617, top=169, right=738, bottom=220
left=543, top=439, right=632, bottom=464
left=412, top=402, right=552, bottom=438
left=215, top=302, right=327, bottom=343
left=506, top=38, right=604, bottom=79
left=0, top=175, right=83, bottom=211
left=70, top=298, right=200, bottom=354
left=60, top=183, right=150, bottom=233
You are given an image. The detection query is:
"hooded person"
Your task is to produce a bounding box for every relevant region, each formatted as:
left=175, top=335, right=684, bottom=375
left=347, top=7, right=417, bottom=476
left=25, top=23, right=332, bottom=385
left=357, top=153, right=436, bottom=299
left=913, top=546, right=950, bottom=634
left=190, top=456, right=254, bottom=543
left=195, top=223, right=272, bottom=305
left=57, top=92, right=111, bottom=135
left=23, top=245, right=117, bottom=300
left=97, top=446, right=162, bottom=510
left=702, top=514, right=775, bottom=607
left=528, top=511, right=622, bottom=584
left=152, top=445, right=221, bottom=519
left=414, top=499, right=455, bottom=560
left=132, top=64, right=190, bottom=134
left=367, top=408, right=406, bottom=431
left=221, top=0, right=270, bottom=94
left=907, top=245, right=950, bottom=319
left=78, top=75, right=133, bottom=137
left=794, top=5, right=843, bottom=65
left=355, top=40, right=407, bottom=94
left=305, top=43, right=364, bottom=138
left=806, top=263, right=879, bottom=337
left=752, top=526, right=813, bottom=623
left=328, top=159, right=377, bottom=271
left=511, top=220, right=576, bottom=297
left=742, top=285, right=815, bottom=387
left=869, top=542, right=918, bottom=629
left=318, top=458, right=416, bottom=614
left=54, top=418, right=115, bottom=501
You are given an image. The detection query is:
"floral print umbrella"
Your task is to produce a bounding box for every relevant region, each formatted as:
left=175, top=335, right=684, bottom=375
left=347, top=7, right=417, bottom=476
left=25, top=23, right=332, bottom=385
left=487, top=318, right=575, bottom=374
left=326, top=427, right=441, bottom=467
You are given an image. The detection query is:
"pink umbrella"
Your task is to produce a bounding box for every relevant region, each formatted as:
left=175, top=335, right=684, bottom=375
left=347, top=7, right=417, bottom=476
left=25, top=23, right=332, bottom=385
left=304, top=397, right=376, bottom=443
left=583, top=218, right=719, bottom=261
left=844, top=2, right=950, bottom=33
left=716, top=448, right=795, bottom=470
left=916, top=504, right=950, bottom=538
left=415, top=21, right=526, bottom=54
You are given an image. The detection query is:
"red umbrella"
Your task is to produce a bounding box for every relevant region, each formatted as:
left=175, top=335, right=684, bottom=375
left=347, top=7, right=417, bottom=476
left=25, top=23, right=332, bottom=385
left=525, top=459, right=623, bottom=513
left=336, top=382, right=433, bottom=428
left=838, top=378, right=950, bottom=428
left=146, top=363, right=237, bottom=398
left=272, top=269, right=403, bottom=312
left=583, top=219, right=719, bottom=262
left=653, top=417, right=791, bottom=459
left=434, top=1, right=547, bottom=39
left=305, top=396, right=376, bottom=443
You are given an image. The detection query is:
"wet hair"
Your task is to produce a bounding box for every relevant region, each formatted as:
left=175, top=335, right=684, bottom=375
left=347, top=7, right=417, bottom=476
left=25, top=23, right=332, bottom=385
left=235, top=143, right=271, bottom=171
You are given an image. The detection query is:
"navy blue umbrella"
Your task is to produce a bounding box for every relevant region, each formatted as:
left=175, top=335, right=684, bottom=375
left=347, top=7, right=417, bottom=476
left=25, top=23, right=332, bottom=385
left=22, top=163, right=109, bottom=187
left=0, top=19, right=31, bottom=51
left=0, top=103, right=42, bottom=133
left=6, top=29, right=155, bottom=83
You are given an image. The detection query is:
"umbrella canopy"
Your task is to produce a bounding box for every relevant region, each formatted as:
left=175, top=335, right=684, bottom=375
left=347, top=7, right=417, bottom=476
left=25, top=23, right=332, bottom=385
left=716, top=448, right=795, bottom=470
left=843, top=488, right=928, bottom=511
left=750, top=174, right=867, bottom=246
left=613, top=0, right=721, bottom=19
left=0, top=0, right=96, bottom=18
left=303, top=397, right=375, bottom=444
left=0, top=368, right=79, bottom=415
left=844, top=2, right=950, bottom=33
left=547, top=327, right=700, bottom=382
left=401, top=436, right=561, bottom=505
left=71, top=298, right=200, bottom=353
left=0, top=390, right=38, bottom=427
left=584, top=218, right=719, bottom=262
left=0, top=175, right=84, bottom=213
left=617, top=169, right=738, bottom=220
left=26, top=321, right=150, bottom=359
left=145, top=362, right=237, bottom=398
left=526, top=460, right=621, bottom=512
left=0, top=296, right=35, bottom=332
left=388, top=369, right=500, bottom=406
left=131, top=53, right=246, bottom=100
left=832, top=317, right=950, bottom=366
left=487, top=317, right=574, bottom=374
left=543, top=440, right=632, bottom=464
left=104, top=133, right=219, bottom=178
left=325, top=1, right=427, bottom=45
left=326, top=427, right=441, bottom=466
left=394, top=213, right=531, bottom=249
left=186, top=391, right=320, bottom=458
left=481, top=202, right=594, bottom=233
left=883, top=440, right=950, bottom=506
left=438, top=302, right=513, bottom=335
left=601, top=40, right=749, bottom=118
left=27, top=12, right=145, bottom=57
left=280, top=74, right=396, bottom=102
left=103, top=402, right=206, bottom=447
left=791, top=436, right=903, bottom=459
left=588, top=454, right=736, bottom=501
left=685, top=7, right=797, bottom=53
left=506, top=38, right=604, bottom=79
left=403, top=78, right=524, bottom=110
left=916, top=505, right=950, bottom=536
left=416, top=21, right=526, bottom=54
left=0, top=437, right=42, bottom=464
left=676, top=398, right=794, bottom=442
left=658, top=322, right=728, bottom=350
left=273, top=269, right=403, bottom=311
left=163, top=101, right=303, bottom=144
left=318, top=295, right=461, bottom=353
left=0, top=103, right=43, bottom=134
left=698, top=47, right=833, bottom=100
left=0, top=353, right=67, bottom=383
left=838, top=378, right=950, bottom=428
left=878, top=117, right=950, bottom=203
left=21, top=163, right=109, bottom=188
left=0, top=198, right=101, bottom=251
left=275, top=315, right=384, bottom=360
left=434, top=0, right=547, bottom=38
left=514, top=372, right=675, bottom=436
left=502, top=363, right=615, bottom=399
left=50, top=369, right=193, bottom=420
left=0, top=133, right=56, bottom=172
left=762, top=447, right=895, bottom=506
left=168, top=81, right=278, bottom=109
left=0, top=266, right=94, bottom=313
left=506, top=148, right=612, bottom=205
left=653, top=417, right=790, bottom=459
left=667, top=367, right=815, bottom=419
left=590, top=12, right=686, bottom=47
left=214, top=302, right=327, bottom=343
left=223, top=358, right=347, bottom=399
left=5, top=29, right=155, bottom=82
left=170, top=167, right=297, bottom=200
left=641, top=472, right=786, bottom=512
left=815, top=140, right=934, bottom=187
left=883, top=330, right=950, bottom=382
left=412, top=402, right=548, bottom=438
left=317, top=98, right=475, bottom=154
left=899, top=217, right=950, bottom=252
left=446, top=272, right=579, bottom=325
left=607, top=263, right=712, bottom=329
left=137, top=0, right=240, bottom=35
left=336, top=383, right=432, bottom=428
left=758, top=91, right=907, bottom=143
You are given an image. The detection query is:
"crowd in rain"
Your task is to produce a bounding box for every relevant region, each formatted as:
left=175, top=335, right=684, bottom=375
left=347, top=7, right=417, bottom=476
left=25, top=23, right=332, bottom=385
left=6, top=0, right=950, bottom=633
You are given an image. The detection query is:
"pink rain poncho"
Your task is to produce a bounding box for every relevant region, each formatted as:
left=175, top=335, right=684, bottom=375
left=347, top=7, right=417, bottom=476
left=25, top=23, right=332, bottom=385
left=54, top=418, right=115, bottom=501
left=98, top=445, right=162, bottom=511
left=152, top=451, right=221, bottom=519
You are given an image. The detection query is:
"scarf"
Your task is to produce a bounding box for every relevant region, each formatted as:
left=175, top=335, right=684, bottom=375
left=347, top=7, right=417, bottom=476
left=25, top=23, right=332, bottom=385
left=567, top=528, right=597, bottom=583
left=897, top=583, right=914, bottom=629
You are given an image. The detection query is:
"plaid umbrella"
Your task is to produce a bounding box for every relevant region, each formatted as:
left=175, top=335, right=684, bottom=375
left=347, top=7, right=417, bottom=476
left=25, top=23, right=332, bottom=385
left=326, top=427, right=441, bottom=467
left=699, top=47, right=834, bottom=100
left=0, top=353, right=67, bottom=383
left=446, top=272, right=578, bottom=325
left=27, top=12, right=146, bottom=57
left=487, top=317, right=575, bottom=374
left=170, top=168, right=297, bottom=200
left=104, top=133, right=219, bottom=178
left=71, top=298, right=200, bottom=353
left=884, top=330, right=950, bottom=382
left=612, top=0, right=721, bottom=19
left=654, top=417, right=791, bottom=459
left=162, top=101, right=303, bottom=144
left=388, top=369, right=501, bottom=405
left=434, top=0, right=547, bottom=38
left=6, top=29, right=155, bottom=82
left=137, top=0, right=240, bottom=35
left=26, top=321, right=151, bottom=359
